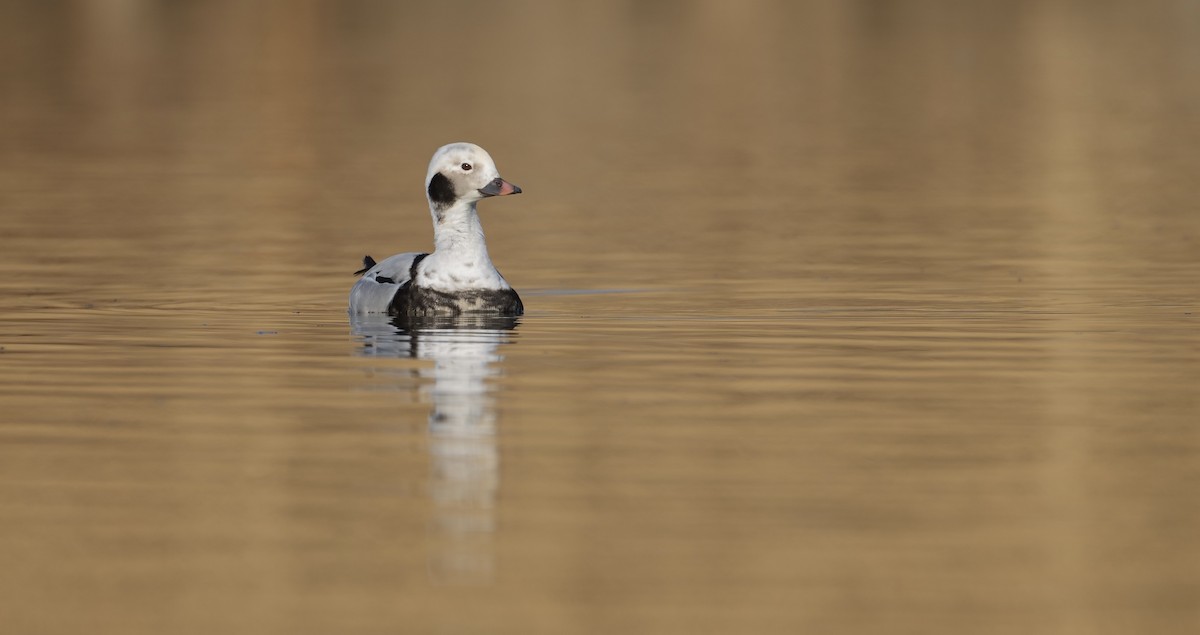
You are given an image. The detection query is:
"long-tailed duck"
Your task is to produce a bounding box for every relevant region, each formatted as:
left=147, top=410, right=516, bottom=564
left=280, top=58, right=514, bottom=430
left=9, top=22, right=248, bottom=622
left=349, top=142, right=524, bottom=316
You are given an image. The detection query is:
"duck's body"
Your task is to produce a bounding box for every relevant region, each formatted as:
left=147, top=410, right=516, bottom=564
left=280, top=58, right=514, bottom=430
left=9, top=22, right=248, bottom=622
left=350, top=251, right=523, bottom=316
left=348, top=142, right=524, bottom=317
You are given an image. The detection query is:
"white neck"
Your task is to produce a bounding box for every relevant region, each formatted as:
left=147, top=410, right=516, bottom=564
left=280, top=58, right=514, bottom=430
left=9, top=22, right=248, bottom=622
left=418, top=200, right=509, bottom=290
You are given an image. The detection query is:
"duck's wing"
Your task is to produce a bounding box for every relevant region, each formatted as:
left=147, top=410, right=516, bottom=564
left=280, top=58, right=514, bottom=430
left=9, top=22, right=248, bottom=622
left=348, top=252, right=428, bottom=314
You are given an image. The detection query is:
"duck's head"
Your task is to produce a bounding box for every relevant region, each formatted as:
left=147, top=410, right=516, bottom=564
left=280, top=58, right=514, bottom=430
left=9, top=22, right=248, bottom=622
left=425, top=142, right=521, bottom=218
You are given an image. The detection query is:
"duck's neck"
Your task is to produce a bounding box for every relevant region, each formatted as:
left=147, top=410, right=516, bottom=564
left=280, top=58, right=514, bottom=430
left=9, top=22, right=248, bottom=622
left=422, top=200, right=507, bottom=290
left=432, top=200, right=492, bottom=258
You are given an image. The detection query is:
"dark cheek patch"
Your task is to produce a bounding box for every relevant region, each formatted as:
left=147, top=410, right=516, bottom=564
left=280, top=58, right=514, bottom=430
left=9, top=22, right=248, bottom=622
left=427, top=172, right=457, bottom=209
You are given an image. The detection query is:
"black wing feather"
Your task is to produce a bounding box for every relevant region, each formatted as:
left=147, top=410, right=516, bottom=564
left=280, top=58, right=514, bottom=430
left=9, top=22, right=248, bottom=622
left=353, top=255, right=377, bottom=276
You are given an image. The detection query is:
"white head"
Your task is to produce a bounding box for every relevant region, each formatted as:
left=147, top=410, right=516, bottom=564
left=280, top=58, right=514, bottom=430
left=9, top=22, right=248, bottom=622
left=424, top=142, right=521, bottom=222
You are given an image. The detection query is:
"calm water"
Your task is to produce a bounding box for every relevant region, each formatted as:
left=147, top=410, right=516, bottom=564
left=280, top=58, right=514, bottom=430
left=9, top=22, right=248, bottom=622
left=2, top=1, right=1199, bottom=633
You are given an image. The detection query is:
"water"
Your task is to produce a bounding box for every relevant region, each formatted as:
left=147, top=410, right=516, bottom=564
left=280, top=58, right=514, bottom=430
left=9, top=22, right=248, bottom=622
left=2, top=2, right=1199, bottom=633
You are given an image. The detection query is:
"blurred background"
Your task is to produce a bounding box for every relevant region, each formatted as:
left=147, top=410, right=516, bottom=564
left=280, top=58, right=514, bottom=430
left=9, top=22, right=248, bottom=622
left=4, top=0, right=1196, bottom=298
left=1, top=1, right=1198, bottom=634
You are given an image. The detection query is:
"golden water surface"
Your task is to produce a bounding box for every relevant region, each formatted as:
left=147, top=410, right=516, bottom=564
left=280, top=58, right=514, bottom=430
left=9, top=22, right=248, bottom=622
left=2, top=2, right=1198, bottom=633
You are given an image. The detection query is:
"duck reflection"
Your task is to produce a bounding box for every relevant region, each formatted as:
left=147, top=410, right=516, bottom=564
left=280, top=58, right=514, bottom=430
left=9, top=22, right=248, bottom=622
left=351, top=314, right=518, bottom=584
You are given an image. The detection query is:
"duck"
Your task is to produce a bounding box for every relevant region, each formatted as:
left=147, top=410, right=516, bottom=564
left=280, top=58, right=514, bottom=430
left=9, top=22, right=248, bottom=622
left=349, top=142, right=524, bottom=317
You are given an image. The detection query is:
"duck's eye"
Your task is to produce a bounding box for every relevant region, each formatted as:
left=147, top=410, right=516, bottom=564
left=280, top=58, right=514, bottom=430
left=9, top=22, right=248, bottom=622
left=461, top=163, right=473, bottom=171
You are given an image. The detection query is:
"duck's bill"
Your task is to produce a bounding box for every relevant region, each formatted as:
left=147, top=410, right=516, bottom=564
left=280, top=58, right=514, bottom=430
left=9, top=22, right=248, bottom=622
left=479, top=177, right=522, bottom=197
